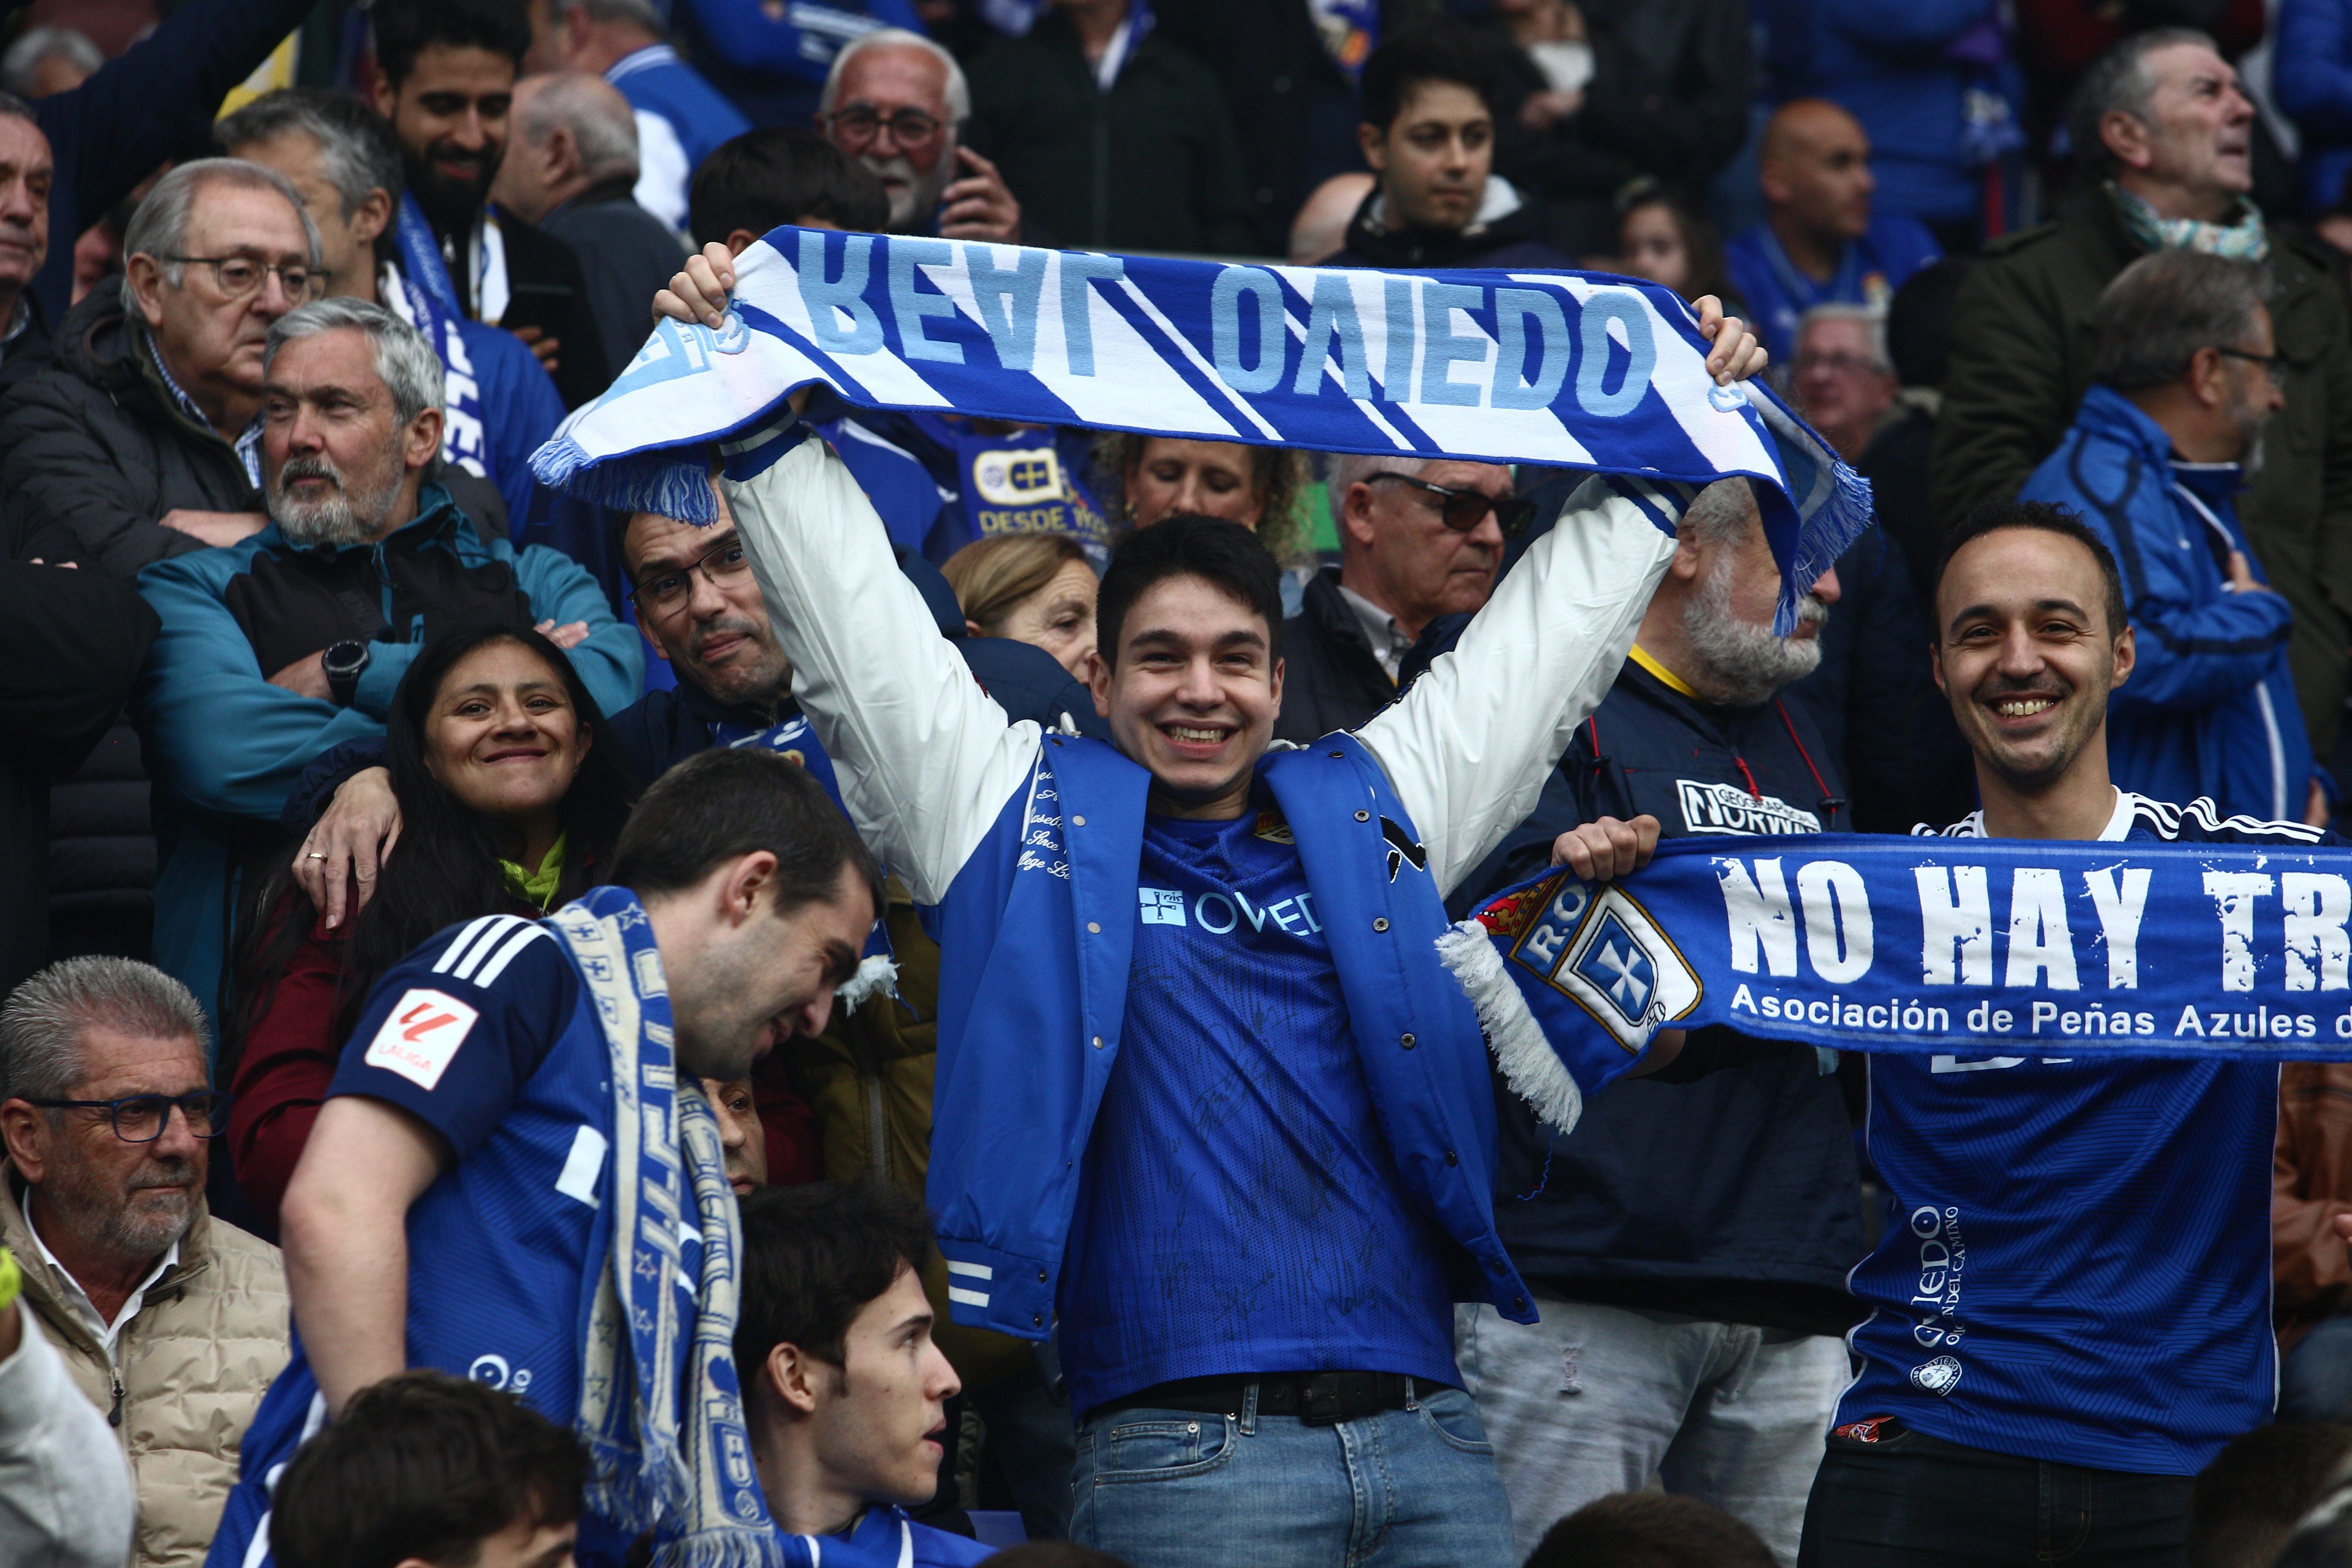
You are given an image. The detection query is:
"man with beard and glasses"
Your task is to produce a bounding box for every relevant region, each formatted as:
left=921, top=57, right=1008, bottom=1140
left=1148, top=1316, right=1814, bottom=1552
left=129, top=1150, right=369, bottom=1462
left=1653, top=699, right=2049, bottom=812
left=0, top=956, right=287, bottom=1568
left=371, top=0, right=609, bottom=410
left=2018, top=248, right=2320, bottom=827
left=1446, top=479, right=1861, bottom=1565
left=132, top=298, right=637, bottom=1027
left=817, top=28, right=1029, bottom=245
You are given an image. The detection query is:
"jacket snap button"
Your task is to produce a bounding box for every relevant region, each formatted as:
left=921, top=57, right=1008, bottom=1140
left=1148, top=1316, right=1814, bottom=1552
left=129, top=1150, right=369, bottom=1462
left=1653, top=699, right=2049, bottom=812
left=1328, top=750, right=1344, bottom=758
left=1040, top=1269, right=1049, bottom=1283
left=1034, top=1314, right=1044, bottom=1328
left=1092, top=1035, right=1104, bottom=1048
left=1087, top=922, right=1101, bottom=934
left=1354, top=809, right=1369, bottom=821
left=1072, top=814, right=1086, bottom=826
left=1372, top=917, right=1389, bottom=932
left=1187, top=1421, right=1199, bottom=1433
left=1444, top=1149, right=1459, bottom=1166
left=1400, top=1032, right=1416, bottom=1049
left=1514, top=1297, right=1528, bottom=1312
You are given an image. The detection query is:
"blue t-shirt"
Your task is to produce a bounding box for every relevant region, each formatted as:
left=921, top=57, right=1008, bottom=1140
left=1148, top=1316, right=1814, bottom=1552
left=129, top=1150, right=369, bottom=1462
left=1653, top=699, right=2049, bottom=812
left=1057, top=799, right=1458, bottom=1415
left=1723, top=214, right=1942, bottom=365
left=1838, top=795, right=2297, bottom=1473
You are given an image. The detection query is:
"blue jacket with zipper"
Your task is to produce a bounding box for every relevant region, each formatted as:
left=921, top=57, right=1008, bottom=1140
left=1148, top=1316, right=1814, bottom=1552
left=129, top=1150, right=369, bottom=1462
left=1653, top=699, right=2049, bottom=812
left=2018, top=383, right=2311, bottom=823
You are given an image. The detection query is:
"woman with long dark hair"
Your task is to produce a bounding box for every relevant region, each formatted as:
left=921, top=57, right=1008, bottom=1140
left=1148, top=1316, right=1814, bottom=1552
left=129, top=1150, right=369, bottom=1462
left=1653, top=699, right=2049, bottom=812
left=224, top=622, right=637, bottom=1225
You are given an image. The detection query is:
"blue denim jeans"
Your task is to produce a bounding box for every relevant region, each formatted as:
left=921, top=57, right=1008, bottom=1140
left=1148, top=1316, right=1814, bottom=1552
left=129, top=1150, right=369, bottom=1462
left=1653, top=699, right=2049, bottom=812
left=1070, top=1381, right=1518, bottom=1568
left=2283, top=1317, right=2352, bottom=1420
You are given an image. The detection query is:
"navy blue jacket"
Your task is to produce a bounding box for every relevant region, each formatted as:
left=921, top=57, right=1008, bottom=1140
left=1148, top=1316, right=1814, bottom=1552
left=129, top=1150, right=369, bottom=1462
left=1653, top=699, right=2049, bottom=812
left=1451, top=657, right=1868, bottom=1334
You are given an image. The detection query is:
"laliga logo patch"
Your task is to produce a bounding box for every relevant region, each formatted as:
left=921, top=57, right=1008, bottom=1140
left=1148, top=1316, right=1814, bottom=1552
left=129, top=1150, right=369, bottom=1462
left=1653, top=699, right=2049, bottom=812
left=974, top=447, right=1067, bottom=506
left=1502, top=871, right=1702, bottom=1050
left=1909, top=1355, right=1962, bottom=1396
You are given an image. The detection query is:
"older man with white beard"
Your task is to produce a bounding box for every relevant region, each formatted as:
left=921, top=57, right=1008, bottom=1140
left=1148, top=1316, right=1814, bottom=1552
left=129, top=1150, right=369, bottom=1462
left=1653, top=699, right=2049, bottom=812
left=815, top=28, right=1028, bottom=243
left=1446, top=479, right=1865, bottom=1568
left=131, top=297, right=638, bottom=1024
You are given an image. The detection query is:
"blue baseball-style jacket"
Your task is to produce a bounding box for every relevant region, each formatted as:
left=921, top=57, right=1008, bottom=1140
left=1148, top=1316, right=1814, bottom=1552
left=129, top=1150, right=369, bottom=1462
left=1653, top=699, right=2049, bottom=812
left=2018, top=383, right=2312, bottom=823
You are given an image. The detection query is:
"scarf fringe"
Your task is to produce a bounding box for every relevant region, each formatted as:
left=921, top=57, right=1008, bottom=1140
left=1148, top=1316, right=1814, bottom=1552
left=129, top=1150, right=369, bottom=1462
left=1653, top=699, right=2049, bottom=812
left=1436, top=920, right=1584, bottom=1134
left=650, top=1527, right=811, bottom=1568
left=532, top=432, right=720, bottom=524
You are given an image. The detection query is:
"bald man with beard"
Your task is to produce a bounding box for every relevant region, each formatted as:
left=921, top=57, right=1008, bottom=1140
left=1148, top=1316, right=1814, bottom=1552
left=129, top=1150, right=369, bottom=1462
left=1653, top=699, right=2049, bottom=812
left=1724, top=98, right=1941, bottom=364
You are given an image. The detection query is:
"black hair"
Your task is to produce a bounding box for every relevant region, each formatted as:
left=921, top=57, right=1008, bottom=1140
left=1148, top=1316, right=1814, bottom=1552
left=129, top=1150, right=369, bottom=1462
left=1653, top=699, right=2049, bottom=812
left=229, top=624, right=637, bottom=1068
left=688, top=126, right=889, bottom=249
left=733, top=1180, right=936, bottom=1378
left=981, top=1549, right=1135, bottom=1568
left=2189, top=1422, right=2352, bottom=1568
left=373, top=0, right=532, bottom=87
left=609, top=746, right=883, bottom=919
left=1886, top=257, right=1972, bottom=391
left=1525, top=1492, right=1777, bottom=1568
left=270, top=1370, right=588, bottom=1568
left=1936, top=499, right=2128, bottom=639
left=1358, top=17, right=1501, bottom=136
left=1094, top=512, right=1284, bottom=669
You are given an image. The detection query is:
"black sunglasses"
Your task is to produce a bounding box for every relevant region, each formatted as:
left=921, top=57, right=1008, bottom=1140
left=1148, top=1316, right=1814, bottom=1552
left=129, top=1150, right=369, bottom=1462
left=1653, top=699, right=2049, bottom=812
left=21, top=1090, right=234, bottom=1143
left=1364, top=472, right=1537, bottom=538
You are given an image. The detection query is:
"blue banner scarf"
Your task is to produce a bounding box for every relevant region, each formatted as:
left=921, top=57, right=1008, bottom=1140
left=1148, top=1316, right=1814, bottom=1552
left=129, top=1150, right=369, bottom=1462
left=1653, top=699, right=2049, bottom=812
left=555, top=885, right=784, bottom=1567
left=531, top=228, right=1870, bottom=630
left=389, top=192, right=499, bottom=486
left=1443, top=835, right=2352, bottom=1131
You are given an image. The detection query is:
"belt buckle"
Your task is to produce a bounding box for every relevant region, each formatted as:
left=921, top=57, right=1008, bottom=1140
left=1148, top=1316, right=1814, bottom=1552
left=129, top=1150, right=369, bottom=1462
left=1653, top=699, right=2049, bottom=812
left=1299, top=1371, right=1377, bottom=1426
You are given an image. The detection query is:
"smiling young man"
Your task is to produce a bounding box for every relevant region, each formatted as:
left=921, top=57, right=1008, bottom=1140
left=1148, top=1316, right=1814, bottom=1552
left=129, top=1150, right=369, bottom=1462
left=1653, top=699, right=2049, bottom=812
left=652, top=250, right=1765, bottom=1565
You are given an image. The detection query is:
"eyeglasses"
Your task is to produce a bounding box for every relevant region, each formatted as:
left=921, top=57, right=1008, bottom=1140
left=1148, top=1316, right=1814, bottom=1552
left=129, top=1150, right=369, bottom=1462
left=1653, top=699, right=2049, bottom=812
left=21, top=1090, right=234, bottom=1143
left=2215, top=346, right=2288, bottom=387
left=158, top=254, right=327, bottom=302
left=1364, top=472, right=1537, bottom=538
left=827, top=104, right=947, bottom=150
left=629, top=536, right=753, bottom=618
left=1791, top=351, right=1886, bottom=379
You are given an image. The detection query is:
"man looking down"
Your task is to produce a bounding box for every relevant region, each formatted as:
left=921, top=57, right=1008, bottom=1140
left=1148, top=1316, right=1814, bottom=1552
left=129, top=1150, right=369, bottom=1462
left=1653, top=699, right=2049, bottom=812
left=651, top=251, right=1767, bottom=1567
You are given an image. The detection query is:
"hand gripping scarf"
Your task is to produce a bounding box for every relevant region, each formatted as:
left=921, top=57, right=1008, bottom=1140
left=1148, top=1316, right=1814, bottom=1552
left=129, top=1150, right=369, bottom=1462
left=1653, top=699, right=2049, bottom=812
left=555, top=885, right=782, bottom=1567
left=1444, top=834, right=2352, bottom=1133
left=531, top=227, right=1871, bottom=631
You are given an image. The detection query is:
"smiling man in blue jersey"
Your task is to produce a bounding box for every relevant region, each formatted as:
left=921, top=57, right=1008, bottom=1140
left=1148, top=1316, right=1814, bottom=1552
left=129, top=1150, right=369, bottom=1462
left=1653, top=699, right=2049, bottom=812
left=652, top=252, right=1770, bottom=1566
left=205, top=747, right=884, bottom=1568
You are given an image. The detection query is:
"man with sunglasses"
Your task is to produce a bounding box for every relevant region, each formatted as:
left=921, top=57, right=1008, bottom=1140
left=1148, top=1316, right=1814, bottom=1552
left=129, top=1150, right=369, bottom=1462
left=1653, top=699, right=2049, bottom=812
left=1275, top=455, right=1534, bottom=743
left=0, top=955, right=286, bottom=1568
left=2016, top=248, right=2324, bottom=827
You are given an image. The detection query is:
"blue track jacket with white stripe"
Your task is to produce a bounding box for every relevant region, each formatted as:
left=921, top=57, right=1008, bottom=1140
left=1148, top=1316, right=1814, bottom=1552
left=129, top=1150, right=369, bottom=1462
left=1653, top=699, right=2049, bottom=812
left=720, top=422, right=1690, bottom=1342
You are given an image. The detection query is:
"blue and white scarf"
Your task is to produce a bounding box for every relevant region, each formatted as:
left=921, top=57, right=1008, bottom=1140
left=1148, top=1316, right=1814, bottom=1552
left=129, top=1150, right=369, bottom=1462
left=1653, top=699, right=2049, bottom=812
left=1443, top=835, right=2352, bottom=1133
left=555, top=885, right=783, bottom=1568
left=387, top=192, right=498, bottom=484
left=532, top=228, right=1870, bottom=631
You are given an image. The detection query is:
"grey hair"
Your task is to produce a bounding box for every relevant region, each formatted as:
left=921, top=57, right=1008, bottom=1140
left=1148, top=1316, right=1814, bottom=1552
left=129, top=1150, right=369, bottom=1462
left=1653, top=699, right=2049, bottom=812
left=1679, top=478, right=1761, bottom=547
left=216, top=88, right=404, bottom=221
left=516, top=72, right=640, bottom=184
left=2068, top=27, right=2217, bottom=180
left=120, top=157, right=322, bottom=315
left=2090, top=248, right=2270, bottom=392
left=265, top=297, right=447, bottom=426
left=0, top=957, right=209, bottom=1104
left=1795, top=302, right=1892, bottom=374
left=548, top=0, right=667, bottom=34
left=0, top=25, right=101, bottom=100
left=1325, top=452, right=1428, bottom=526
left=820, top=28, right=970, bottom=124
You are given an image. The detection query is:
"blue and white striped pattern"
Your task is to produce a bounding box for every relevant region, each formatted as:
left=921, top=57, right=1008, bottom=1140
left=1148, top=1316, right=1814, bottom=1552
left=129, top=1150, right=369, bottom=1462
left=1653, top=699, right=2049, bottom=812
left=533, top=228, right=1871, bottom=631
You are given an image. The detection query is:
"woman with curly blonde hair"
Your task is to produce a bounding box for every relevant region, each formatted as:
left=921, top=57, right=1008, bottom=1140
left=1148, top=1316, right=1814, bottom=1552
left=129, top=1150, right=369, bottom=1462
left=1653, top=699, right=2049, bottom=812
left=1090, top=434, right=1314, bottom=564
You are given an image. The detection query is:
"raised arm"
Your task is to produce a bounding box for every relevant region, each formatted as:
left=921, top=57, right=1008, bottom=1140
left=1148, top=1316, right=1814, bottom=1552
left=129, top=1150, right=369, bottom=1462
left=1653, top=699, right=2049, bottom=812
left=720, top=427, right=1040, bottom=902
left=1360, top=475, right=1686, bottom=896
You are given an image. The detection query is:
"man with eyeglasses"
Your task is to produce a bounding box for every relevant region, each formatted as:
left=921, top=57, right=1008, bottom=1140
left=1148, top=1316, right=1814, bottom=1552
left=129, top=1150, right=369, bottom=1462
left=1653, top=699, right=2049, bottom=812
left=818, top=29, right=1027, bottom=244
left=2017, top=248, right=2324, bottom=828
left=1789, top=304, right=1899, bottom=464
left=1274, top=455, right=1533, bottom=743
left=0, top=159, right=321, bottom=579
left=0, top=955, right=286, bottom=1568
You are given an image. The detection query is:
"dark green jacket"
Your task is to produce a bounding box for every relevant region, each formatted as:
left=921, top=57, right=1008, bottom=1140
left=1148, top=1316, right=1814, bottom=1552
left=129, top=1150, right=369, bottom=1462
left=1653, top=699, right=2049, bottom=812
left=966, top=11, right=1256, bottom=255
left=1931, top=194, right=2352, bottom=752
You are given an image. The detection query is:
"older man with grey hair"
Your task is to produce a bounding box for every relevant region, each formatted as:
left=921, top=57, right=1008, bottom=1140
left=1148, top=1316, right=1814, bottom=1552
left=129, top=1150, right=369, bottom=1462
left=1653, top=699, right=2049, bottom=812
left=0, top=157, right=322, bottom=577
left=1446, top=478, right=1855, bottom=1566
left=1273, top=452, right=1531, bottom=741
left=131, top=297, right=639, bottom=1025
left=492, top=71, right=686, bottom=381
left=818, top=27, right=1025, bottom=242
left=1789, top=303, right=1897, bottom=462
left=0, top=955, right=287, bottom=1568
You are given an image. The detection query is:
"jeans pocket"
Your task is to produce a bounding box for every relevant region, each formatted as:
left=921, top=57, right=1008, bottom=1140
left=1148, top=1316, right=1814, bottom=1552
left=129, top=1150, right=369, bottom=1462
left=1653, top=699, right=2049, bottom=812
left=1414, top=1386, right=1496, bottom=1455
left=1085, top=1414, right=1236, bottom=1484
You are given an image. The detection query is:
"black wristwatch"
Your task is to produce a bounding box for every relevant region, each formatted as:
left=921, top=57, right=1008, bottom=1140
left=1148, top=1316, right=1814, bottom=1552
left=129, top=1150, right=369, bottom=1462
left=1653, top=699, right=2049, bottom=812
left=322, top=640, right=371, bottom=707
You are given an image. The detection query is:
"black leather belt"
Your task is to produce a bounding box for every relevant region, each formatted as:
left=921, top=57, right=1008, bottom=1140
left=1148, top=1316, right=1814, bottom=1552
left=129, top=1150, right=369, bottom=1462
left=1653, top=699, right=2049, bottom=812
left=1092, top=1371, right=1435, bottom=1427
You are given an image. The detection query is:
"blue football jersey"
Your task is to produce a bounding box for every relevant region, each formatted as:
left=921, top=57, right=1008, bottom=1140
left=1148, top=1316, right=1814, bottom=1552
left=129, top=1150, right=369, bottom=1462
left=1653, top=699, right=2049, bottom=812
left=1840, top=793, right=2327, bottom=1472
